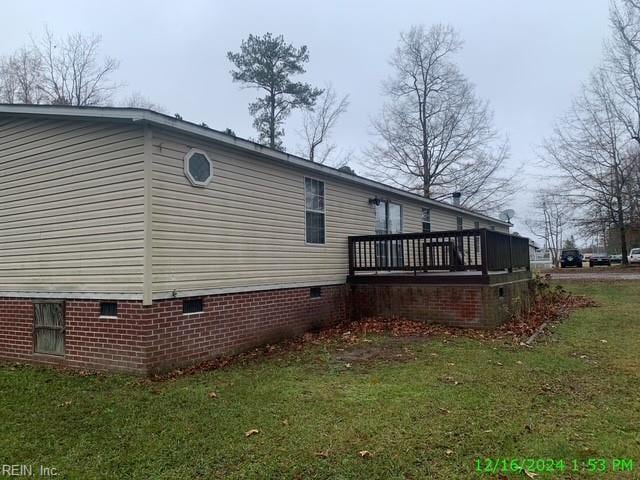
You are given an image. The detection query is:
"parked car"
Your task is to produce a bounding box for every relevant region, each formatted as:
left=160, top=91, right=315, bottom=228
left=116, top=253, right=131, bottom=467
left=589, top=253, right=611, bottom=267
left=630, top=248, right=640, bottom=264
left=610, top=254, right=623, bottom=264
left=560, top=249, right=583, bottom=268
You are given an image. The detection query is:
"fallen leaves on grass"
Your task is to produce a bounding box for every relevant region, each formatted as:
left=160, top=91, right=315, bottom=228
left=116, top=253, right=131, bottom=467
left=207, top=391, right=218, bottom=399
left=315, top=450, right=329, bottom=458
left=497, top=277, right=598, bottom=343
left=358, top=450, right=372, bottom=458
left=245, top=429, right=259, bottom=437
left=442, top=376, right=461, bottom=385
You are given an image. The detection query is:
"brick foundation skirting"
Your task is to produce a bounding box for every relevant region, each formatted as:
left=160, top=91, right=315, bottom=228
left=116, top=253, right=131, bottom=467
left=0, top=278, right=532, bottom=374
left=0, top=285, right=348, bottom=374
left=350, top=279, right=533, bottom=328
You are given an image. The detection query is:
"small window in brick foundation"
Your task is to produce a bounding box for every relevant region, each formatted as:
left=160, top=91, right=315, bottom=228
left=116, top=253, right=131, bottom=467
left=310, top=287, right=322, bottom=298
left=183, top=298, right=204, bottom=314
left=100, top=302, right=118, bottom=318
left=498, top=287, right=505, bottom=298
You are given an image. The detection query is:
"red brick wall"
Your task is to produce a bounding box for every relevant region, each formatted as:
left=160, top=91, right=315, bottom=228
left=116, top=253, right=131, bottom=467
left=0, top=299, right=150, bottom=372
left=0, top=297, right=33, bottom=362
left=64, top=300, right=149, bottom=372
left=0, top=285, right=348, bottom=374
left=146, top=285, right=347, bottom=372
left=350, top=280, right=532, bottom=328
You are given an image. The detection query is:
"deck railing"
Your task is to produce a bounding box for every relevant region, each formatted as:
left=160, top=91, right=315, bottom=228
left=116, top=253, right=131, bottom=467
left=348, top=228, right=530, bottom=276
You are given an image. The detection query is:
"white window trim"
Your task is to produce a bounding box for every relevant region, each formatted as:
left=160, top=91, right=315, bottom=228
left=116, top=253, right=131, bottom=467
left=304, top=177, right=326, bottom=246
left=184, top=148, right=213, bottom=187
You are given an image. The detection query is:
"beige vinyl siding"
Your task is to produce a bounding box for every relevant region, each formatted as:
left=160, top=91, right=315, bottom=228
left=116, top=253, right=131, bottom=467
left=152, top=128, right=402, bottom=294
left=0, top=117, right=146, bottom=296
left=150, top=127, right=508, bottom=296
left=429, top=207, right=507, bottom=232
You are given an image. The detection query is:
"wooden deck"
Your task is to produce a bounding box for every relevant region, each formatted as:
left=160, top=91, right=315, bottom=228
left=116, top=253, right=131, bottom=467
left=348, top=269, right=532, bottom=285
left=348, top=228, right=531, bottom=281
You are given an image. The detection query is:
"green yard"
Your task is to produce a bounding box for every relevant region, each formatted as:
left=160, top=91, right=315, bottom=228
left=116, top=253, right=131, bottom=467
left=1, top=281, right=639, bottom=479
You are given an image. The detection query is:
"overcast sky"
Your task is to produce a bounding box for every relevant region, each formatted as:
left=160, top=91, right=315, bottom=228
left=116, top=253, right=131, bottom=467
left=4, top=0, right=612, bottom=238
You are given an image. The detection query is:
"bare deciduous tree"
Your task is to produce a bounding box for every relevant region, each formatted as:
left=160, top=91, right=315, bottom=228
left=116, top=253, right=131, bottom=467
left=0, top=47, right=44, bottom=104
left=1, top=29, right=121, bottom=106
left=367, top=24, right=517, bottom=213
left=526, top=191, right=569, bottom=267
left=542, top=68, right=636, bottom=263
left=611, top=0, right=640, bottom=55
left=298, top=84, right=349, bottom=163
left=37, top=29, right=121, bottom=106
left=122, top=91, right=166, bottom=113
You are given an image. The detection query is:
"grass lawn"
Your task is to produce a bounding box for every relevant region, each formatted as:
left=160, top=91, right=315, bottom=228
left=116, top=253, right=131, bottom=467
left=1, top=281, right=639, bottom=479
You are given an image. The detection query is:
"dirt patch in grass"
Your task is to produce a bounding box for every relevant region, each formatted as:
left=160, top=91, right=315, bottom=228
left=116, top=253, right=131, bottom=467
left=331, top=336, right=424, bottom=365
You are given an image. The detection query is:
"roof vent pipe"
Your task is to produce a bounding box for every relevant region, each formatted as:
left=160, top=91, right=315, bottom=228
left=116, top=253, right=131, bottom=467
left=452, top=192, right=461, bottom=207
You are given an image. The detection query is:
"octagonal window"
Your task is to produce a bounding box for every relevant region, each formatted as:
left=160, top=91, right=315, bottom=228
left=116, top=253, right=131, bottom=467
left=184, top=149, right=213, bottom=187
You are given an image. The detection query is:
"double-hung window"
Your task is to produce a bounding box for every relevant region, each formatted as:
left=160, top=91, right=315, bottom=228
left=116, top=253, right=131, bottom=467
left=422, top=208, right=431, bottom=233
left=305, top=178, right=325, bottom=244
left=456, top=216, right=463, bottom=231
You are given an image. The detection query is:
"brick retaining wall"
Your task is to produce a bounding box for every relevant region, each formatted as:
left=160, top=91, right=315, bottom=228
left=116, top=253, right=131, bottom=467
left=350, top=279, right=533, bottom=328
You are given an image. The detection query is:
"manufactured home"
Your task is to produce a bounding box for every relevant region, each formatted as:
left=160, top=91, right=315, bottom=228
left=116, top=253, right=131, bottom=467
left=0, top=105, right=531, bottom=373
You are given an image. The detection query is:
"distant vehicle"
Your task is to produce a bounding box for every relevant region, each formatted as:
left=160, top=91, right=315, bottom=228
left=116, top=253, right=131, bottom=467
left=560, top=248, right=583, bottom=268
left=589, top=253, right=611, bottom=267
left=610, top=254, right=623, bottom=264
left=630, top=248, right=640, bottom=264
left=583, top=253, right=593, bottom=261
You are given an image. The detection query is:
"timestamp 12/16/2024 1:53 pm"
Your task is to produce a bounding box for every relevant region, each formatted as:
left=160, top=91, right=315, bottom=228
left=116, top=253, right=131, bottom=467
left=475, top=458, right=634, bottom=475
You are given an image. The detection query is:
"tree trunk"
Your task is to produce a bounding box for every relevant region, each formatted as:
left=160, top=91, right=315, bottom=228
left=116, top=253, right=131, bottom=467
left=422, top=154, right=430, bottom=197
left=269, top=103, right=276, bottom=149
left=269, top=87, right=276, bottom=149
left=617, top=199, right=629, bottom=265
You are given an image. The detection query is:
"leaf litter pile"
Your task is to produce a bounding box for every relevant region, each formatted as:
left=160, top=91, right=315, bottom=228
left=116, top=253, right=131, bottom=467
left=152, top=274, right=596, bottom=381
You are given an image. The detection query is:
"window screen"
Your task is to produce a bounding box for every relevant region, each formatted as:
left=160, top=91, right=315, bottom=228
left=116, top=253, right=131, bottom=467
left=100, top=302, right=117, bottom=317
left=183, top=298, right=204, bottom=314
left=305, top=178, right=325, bottom=244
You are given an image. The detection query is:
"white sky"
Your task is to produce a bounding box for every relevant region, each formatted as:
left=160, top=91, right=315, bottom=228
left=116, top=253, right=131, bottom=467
left=3, top=0, right=611, bottom=238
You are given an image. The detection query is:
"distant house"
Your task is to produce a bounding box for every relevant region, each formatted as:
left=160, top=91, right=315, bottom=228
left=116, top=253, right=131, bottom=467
left=0, top=105, right=530, bottom=373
